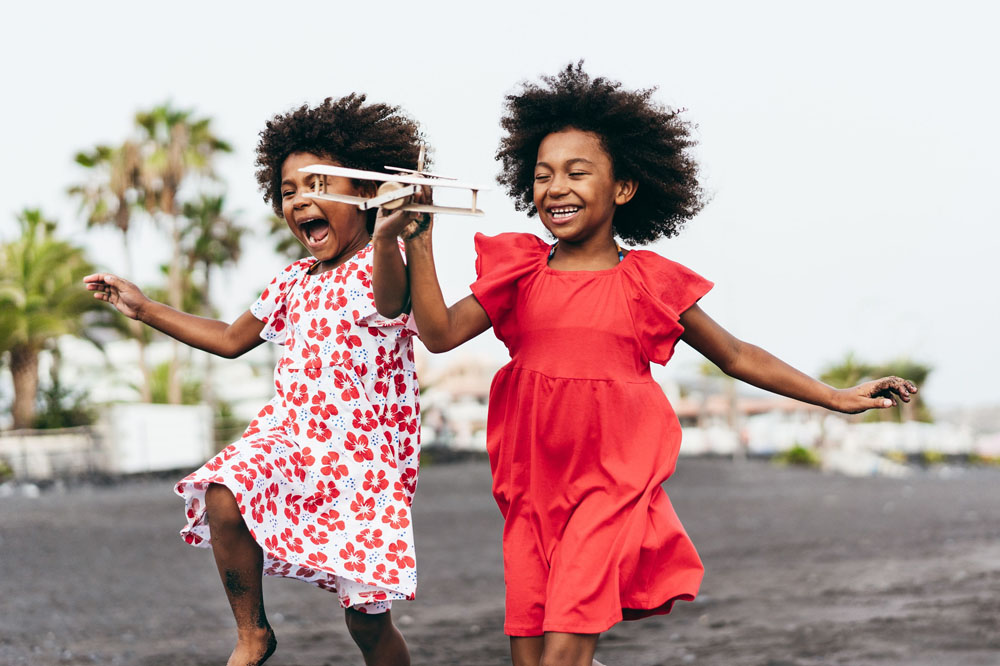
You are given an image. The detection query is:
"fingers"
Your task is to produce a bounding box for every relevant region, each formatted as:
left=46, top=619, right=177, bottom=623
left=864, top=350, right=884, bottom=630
left=869, top=376, right=918, bottom=403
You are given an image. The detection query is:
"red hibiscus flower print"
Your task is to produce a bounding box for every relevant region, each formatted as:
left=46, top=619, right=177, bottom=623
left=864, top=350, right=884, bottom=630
left=307, top=418, right=331, bottom=444
left=250, top=493, right=265, bottom=523
left=345, top=432, right=372, bottom=463
left=303, top=524, right=330, bottom=546
left=334, top=368, right=360, bottom=401
left=265, top=482, right=280, bottom=514
left=288, top=382, right=309, bottom=406
left=310, top=393, right=337, bottom=419
left=340, top=542, right=367, bottom=573
left=356, top=528, right=384, bottom=549
left=284, top=495, right=303, bottom=525
left=380, top=443, right=398, bottom=469
left=386, top=540, right=415, bottom=569
left=318, top=508, right=345, bottom=531
left=320, top=452, right=348, bottom=479
left=280, top=528, right=304, bottom=554
left=382, top=506, right=410, bottom=529
left=325, top=287, right=347, bottom=310
left=264, top=534, right=287, bottom=560
left=352, top=409, right=377, bottom=432
left=307, top=317, right=331, bottom=341
left=336, top=319, right=362, bottom=349
left=350, top=493, right=376, bottom=521
left=307, top=551, right=329, bottom=570
left=373, top=564, right=400, bottom=586
left=231, top=461, right=257, bottom=491
left=363, top=469, right=389, bottom=494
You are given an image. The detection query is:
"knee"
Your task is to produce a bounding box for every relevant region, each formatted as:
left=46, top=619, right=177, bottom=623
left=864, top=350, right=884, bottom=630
left=205, top=483, right=243, bottom=530
left=344, top=607, right=389, bottom=653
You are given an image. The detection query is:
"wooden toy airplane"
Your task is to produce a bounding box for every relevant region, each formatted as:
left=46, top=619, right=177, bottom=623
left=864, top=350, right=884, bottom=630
left=300, top=146, right=486, bottom=216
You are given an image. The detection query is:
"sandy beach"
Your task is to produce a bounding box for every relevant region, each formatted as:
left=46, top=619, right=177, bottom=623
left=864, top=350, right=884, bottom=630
left=2, top=457, right=998, bottom=665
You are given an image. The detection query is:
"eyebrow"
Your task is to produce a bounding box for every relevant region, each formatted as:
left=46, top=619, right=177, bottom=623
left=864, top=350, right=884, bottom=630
left=535, top=158, right=597, bottom=169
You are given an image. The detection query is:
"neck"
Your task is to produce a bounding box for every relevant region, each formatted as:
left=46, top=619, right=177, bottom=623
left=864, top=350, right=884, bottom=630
left=548, top=232, right=622, bottom=270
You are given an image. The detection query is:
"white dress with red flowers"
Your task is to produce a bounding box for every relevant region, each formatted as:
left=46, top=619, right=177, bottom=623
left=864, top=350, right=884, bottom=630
left=175, top=244, right=420, bottom=610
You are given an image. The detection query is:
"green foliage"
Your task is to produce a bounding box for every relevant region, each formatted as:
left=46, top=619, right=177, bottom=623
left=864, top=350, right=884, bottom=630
left=32, top=377, right=97, bottom=429
left=821, top=353, right=933, bottom=423
left=0, top=209, right=122, bottom=427
left=921, top=450, right=945, bottom=465
left=774, top=444, right=821, bottom=467
left=267, top=214, right=307, bottom=261
left=147, top=361, right=203, bottom=405
left=0, top=458, right=13, bottom=482
left=213, top=400, right=246, bottom=453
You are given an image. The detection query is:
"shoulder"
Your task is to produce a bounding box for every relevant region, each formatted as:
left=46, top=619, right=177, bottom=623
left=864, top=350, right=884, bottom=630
left=474, top=232, right=549, bottom=256
left=623, top=249, right=704, bottom=281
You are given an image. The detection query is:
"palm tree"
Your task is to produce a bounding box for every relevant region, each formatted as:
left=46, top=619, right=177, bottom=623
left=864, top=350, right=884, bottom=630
left=134, top=103, right=231, bottom=403
left=0, top=209, right=119, bottom=429
left=266, top=213, right=306, bottom=261
left=68, top=140, right=155, bottom=400
left=180, top=194, right=247, bottom=406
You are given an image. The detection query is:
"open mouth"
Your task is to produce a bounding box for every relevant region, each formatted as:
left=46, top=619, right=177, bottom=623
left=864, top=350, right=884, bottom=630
left=299, top=218, right=330, bottom=245
left=548, top=206, right=580, bottom=221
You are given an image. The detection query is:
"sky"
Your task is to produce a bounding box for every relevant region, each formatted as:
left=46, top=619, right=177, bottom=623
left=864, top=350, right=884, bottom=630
left=1, top=0, right=997, bottom=408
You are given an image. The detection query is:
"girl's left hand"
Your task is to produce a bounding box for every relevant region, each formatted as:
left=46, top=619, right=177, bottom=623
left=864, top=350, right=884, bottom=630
left=835, top=376, right=918, bottom=414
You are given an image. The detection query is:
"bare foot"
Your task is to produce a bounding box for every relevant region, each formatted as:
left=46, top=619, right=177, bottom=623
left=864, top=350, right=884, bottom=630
left=227, top=627, right=276, bottom=666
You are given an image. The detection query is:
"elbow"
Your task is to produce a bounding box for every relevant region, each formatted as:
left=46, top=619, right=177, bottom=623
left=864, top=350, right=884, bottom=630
left=419, top=331, right=457, bottom=354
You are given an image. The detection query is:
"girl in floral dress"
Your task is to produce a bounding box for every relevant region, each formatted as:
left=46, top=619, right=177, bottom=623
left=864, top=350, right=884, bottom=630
left=372, top=64, right=917, bottom=666
left=85, top=95, right=425, bottom=666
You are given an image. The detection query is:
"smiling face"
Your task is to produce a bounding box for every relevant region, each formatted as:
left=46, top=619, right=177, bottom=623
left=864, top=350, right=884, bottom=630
left=533, top=128, right=637, bottom=245
left=280, top=151, right=372, bottom=264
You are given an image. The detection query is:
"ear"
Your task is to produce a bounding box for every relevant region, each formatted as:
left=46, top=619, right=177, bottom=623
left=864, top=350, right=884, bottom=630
left=353, top=179, right=377, bottom=199
left=614, top=179, right=638, bottom=206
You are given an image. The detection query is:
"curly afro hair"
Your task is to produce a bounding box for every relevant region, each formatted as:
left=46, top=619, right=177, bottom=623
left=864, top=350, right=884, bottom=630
left=496, top=62, right=705, bottom=245
left=255, top=94, right=427, bottom=228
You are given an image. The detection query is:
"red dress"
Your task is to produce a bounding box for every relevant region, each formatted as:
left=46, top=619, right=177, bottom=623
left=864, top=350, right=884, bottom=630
left=470, top=232, right=712, bottom=636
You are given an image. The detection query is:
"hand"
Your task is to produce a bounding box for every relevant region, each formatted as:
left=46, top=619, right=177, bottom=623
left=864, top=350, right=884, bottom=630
left=83, top=273, right=148, bottom=320
left=835, top=376, right=918, bottom=414
left=373, top=185, right=433, bottom=242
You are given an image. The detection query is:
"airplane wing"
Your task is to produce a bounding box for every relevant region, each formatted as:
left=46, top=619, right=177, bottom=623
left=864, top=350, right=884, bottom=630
left=299, top=164, right=487, bottom=191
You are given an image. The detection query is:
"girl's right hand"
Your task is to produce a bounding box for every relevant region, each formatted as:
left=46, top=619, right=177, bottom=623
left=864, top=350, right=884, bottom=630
left=372, top=185, right=433, bottom=243
left=83, top=273, right=148, bottom=320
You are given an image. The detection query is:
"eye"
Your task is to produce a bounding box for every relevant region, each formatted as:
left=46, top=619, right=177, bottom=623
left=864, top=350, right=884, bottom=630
left=534, top=173, right=551, bottom=182
left=281, top=189, right=294, bottom=199
left=569, top=171, right=588, bottom=177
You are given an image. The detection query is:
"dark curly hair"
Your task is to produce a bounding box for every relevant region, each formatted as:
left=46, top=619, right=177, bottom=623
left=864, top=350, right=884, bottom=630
left=496, top=62, right=705, bottom=245
left=255, top=94, right=427, bottom=229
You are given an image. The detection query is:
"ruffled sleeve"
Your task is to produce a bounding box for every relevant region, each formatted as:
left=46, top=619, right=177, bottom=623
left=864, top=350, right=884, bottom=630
left=469, top=233, right=548, bottom=344
left=621, top=250, right=713, bottom=365
left=250, top=259, right=312, bottom=344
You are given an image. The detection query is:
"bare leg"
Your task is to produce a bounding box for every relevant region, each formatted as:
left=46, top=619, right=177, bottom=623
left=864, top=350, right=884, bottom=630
left=510, top=632, right=599, bottom=666
left=511, top=636, right=544, bottom=666
left=540, top=632, right=600, bottom=666
left=344, top=607, right=410, bottom=666
left=205, top=483, right=276, bottom=666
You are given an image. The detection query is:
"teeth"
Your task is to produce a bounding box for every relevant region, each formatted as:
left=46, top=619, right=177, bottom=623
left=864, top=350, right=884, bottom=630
left=550, top=207, right=579, bottom=218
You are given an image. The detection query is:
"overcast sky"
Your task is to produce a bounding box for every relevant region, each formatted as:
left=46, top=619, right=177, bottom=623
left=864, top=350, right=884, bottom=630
left=2, top=0, right=997, bottom=407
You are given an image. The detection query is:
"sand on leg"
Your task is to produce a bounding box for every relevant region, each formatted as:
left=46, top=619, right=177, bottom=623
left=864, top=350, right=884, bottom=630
left=205, top=483, right=277, bottom=666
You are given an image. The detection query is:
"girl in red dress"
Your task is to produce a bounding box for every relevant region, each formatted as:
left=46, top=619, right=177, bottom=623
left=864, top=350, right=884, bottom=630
left=86, top=96, right=425, bottom=666
left=373, top=64, right=916, bottom=666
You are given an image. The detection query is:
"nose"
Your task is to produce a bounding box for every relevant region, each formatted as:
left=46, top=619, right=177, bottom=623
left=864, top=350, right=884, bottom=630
left=290, top=187, right=312, bottom=210
left=547, top=173, right=570, bottom=197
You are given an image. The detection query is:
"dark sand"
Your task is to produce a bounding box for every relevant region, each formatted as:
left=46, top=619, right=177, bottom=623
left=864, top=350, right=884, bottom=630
left=2, top=458, right=998, bottom=665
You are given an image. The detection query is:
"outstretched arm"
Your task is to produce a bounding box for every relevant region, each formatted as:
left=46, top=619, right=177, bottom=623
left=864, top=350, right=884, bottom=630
left=83, top=273, right=266, bottom=358
left=679, top=304, right=916, bottom=413
left=371, top=207, right=490, bottom=353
